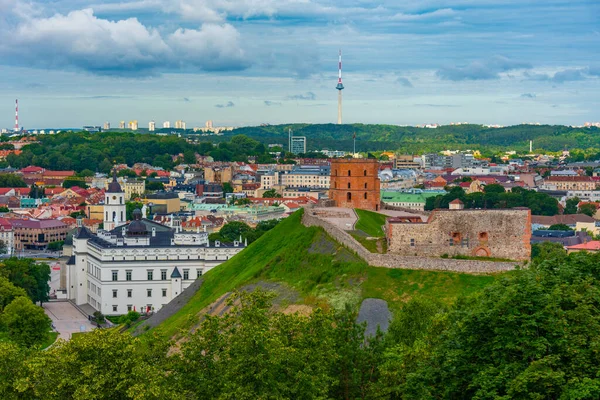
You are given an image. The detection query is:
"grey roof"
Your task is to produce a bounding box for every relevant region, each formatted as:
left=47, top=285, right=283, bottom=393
left=107, top=170, right=123, bottom=193
left=146, top=191, right=179, bottom=200
left=75, top=226, right=93, bottom=239
left=170, top=267, right=182, bottom=278
left=66, top=255, right=75, bottom=265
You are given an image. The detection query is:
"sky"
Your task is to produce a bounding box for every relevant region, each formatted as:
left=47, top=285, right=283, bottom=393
left=0, top=0, right=599, bottom=129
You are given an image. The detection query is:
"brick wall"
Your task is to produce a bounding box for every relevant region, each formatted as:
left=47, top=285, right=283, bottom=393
left=329, top=159, right=381, bottom=211
left=302, top=210, right=520, bottom=273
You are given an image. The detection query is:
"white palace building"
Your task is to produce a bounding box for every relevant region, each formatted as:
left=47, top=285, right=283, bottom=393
left=66, top=172, right=245, bottom=316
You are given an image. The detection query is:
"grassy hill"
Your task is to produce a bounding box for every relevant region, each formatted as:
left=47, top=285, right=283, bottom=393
left=147, top=210, right=497, bottom=339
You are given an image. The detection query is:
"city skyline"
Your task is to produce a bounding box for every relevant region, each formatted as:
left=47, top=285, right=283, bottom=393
left=0, top=0, right=599, bottom=128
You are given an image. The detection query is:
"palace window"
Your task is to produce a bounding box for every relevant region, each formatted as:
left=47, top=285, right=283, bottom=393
left=127, top=289, right=132, bottom=298
left=112, top=305, right=118, bottom=312
left=161, top=269, right=167, bottom=280
left=112, top=289, right=117, bottom=298
left=183, top=269, right=190, bottom=280
left=111, top=270, right=118, bottom=281
left=162, top=289, right=167, bottom=297
left=147, top=289, right=152, bottom=297
left=126, top=270, right=132, bottom=281
left=147, top=270, right=153, bottom=281
left=197, top=269, right=203, bottom=278
left=127, top=304, right=132, bottom=312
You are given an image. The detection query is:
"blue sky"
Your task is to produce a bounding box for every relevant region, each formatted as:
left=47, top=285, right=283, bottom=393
left=0, top=0, right=598, bottom=129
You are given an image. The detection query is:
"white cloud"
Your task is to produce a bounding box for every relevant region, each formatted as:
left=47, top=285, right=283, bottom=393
left=0, top=8, right=248, bottom=75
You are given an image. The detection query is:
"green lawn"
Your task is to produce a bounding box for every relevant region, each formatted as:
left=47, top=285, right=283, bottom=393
left=354, top=209, right=387, bottom=237
left=145, top=210, right=500, bottom=339
left=39, top=331, right=59, bottom=349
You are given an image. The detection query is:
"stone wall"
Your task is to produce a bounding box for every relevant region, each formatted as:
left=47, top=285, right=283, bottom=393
left=381, top=202, right=431, bottom=216
left=302, top=210, right=520, bottom=273
left=387, top=208, right=531, bottom=261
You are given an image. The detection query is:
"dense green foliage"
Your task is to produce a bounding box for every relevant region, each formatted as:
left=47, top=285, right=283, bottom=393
left=208, top=219, right=281, bottom=245
left=0, top=259, right=51, bottom=305
left=425, top=186, right=559, bottom=215
left=3, top=248, right=600, bottom=398
left=548, top=223, right=573, bottom=231
left=225, top=123, right=600, bottom=153
left=2, top=296, right=51, bottom=348
left=0, top=174, right=27, bottom=188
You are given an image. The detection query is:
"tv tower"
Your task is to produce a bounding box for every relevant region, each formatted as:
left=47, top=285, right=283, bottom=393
left=336, top=49, right=344, bottom=124
left=14, top=99, right=19, bottom=132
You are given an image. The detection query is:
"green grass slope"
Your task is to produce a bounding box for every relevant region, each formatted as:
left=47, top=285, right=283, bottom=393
left=149, top=210, right=497, bottom=339
left=354, top=209, right=387, bottom=237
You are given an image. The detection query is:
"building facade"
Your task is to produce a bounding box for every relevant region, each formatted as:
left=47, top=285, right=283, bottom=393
left=68, top=211, right=245, bottom=316
left=9, top=219, right=69, bottom=250
left=329, top=159, right=381, bottom=211
left=386, top=207, right=531, bottom=260
left=290, top=137, right=307, bottom=154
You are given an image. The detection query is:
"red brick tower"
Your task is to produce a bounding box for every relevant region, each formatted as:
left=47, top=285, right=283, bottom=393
left=329, top=158, right=380, bottom=210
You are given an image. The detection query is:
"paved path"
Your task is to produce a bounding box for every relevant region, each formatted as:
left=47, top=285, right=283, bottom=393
left=44, top=302, right=95, bottom=341
left=310, top=207, right=358, bottom=230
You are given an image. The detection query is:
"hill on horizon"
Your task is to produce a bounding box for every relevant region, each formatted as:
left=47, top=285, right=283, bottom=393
left=218, top=123, right=599, bottom=153
left=139, top=210, right=496, bottom=340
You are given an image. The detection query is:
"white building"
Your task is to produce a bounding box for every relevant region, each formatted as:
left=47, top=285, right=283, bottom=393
left=149, top=121, right=156, bottom=132
left=66, top=173, right=246, bottom=316
left=163, top=121, right=171, bottom=129
left=0, top=218, right=14, bottom=256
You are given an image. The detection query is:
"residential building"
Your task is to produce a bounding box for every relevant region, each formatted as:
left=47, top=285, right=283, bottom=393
left=8, top=219, right=69, bottom=250
left=281, top=165, right=330, bottom=189
left=149, top=121, right=155, bottom=132
left=0, top=218, right=14, bottom=255
left=566, top=241, right=600, bottom=254
left=380, top=190, right=445, bottom=211
left=394, top=155, right=420, bottom=169
left=144, top=192, right=181, bottom=214
left=542, top=176, right=595, bottom=191
left=163, top=121, right=171, bottom=129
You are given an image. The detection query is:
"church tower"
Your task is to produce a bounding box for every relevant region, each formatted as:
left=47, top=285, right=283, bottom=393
left=104, top=169, right=126, bottom=231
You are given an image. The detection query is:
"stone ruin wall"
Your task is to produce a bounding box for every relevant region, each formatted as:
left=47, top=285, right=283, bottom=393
left=302, top=210, right=521, bottom=274
left=387, top=209, right=531, bottom=261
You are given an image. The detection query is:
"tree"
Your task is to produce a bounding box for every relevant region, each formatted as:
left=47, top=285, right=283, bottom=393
left=565, top=197, right=580, bottom=214
left=579, top=203, right=597, bottom=217
left=0, top=206, right=8, bottom=212
left=145, top=181, right=164, bottom=191
left=483, top=183, right=505, bottom=194
left=77, top=169, right=94, bottom=177
left=47, top=241, right=64, bottom=251
left=2, top=296, right=51, bottom=347
left=262, top=189, right=282, bottom=198
left=214, top=221, right=252, bottom=243
left=118, top=168, right=138, bottom=178
left=126, top=201, right=144, bottom=221
left=0, top=258, right=51, bottom=305
left=183, top=150, right=197, bottom=164
left=0, top=276, right=27, bottom=312
left=62, top=179, right=88, bottom=189
left=28, top=184, right=45, bottom=199
left=0, top=174, right=27, bottom=188
left=222, top=182, right=233, bottom=195
left=548, top=223, right=573, bottom=231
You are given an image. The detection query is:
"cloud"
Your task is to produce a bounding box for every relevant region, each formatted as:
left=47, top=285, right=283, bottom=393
left=215, top=101, right=235, bottom=108
left=286, top=92, right=316, bottom=100
left=524, top=68, right=593, bottom=83
left=396, top=76, right=413, bottom=88
left=264, top=100, right=282, bottom=106
left=413, top=103, right=460, bottom=108
left=436, top=56, right=531, bottom=81
left=0, top=8, right=248, bottom=76
left=520, top=93, right=536, bottom=98
left=388, top=8, right=457, bottom=21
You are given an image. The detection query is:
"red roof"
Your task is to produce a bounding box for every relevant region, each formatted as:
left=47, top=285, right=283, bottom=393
left=0, top=188, right=15, bottom=196
left=20, top=166, right=44, bottom=173
left=567, top=241, right=600, bottom=251
left=459, top=182, right=471, bottom=188
left=449, top=198, right=464, bottom=204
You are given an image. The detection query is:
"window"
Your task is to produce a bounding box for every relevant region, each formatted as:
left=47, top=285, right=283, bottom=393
left=364, top=193, right=367, bottom=199
left=410, top=238, right=415, bottom=247
left=364, top=182, right=368, bottom=189
left=161, top=269, right=167, bottom=280
left=347, top=170, right=351, bottom=176
left=127, top=289, right=132, bottom=298
left=147, top=289, right=152, bottom=297
left=197, top=269, right=203, bottom=278
left=126, top=270, right=132, bottom=281
left=347, top=192, right=352, bottom=201
left=364, top=170, right=367, bottom=176
left=147, top=270, right=153, bottom=281
left=111, top=270, right=118, bottom=281
left=479, top=232, right=489, bottom=241
left=183, top=269, right=189, bottom=280
left=127, top=304, right=132, bottom=312
left=112, top=289, right=118, bottom=298
left=112, top=305, right=118, bottom=312
left=347, top=182, right=351, bottom=189
left=162, top=289, right=167, bottom=297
